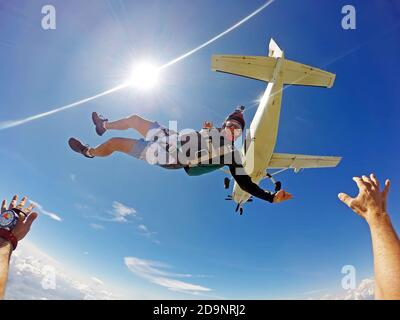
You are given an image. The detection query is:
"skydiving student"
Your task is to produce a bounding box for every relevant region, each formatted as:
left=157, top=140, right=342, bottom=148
left=68, top=108, right=292, bottom=204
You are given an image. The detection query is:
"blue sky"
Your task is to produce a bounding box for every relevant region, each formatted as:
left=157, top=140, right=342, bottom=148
left=0, top=0, right=399, bottom=299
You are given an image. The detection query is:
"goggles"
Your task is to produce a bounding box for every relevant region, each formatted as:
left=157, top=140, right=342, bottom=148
left=224, top=120, right=242, bottom=138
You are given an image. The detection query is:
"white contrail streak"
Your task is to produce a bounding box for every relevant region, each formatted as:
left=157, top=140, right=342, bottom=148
left=0, top=84, right=128, bottom=130
left=159, top=0, right=275, bottom=70
left=0, top=1, right=275, bottom=130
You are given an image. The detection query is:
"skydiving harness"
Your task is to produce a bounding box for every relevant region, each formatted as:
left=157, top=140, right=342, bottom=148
left=155, top=127, right=232, bottom=163
left=187, top=128, right=235, bottom=167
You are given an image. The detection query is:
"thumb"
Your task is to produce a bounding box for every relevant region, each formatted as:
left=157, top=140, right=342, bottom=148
left=24, top=212, right=38, bottom=228
left=338, top=193, right=354, bottom=207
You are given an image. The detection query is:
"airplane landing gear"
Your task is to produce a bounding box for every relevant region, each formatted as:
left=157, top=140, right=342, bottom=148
left=224, top=177, right=230, bottom=189
left=235, top=203, right=244, bottom=215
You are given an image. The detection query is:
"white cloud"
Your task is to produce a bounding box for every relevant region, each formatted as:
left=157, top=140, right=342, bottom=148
left=138, top=224, right=149, bottom=233
left=124, top=257, right=211, bottom=295
left=137, top=224, right=159, bottom=244
left=30, top=200, right=62, bottom=222
left=91, top=277, right=104, bottom=286
left=340, top=278, right=374, bottom=300
left=304, top=288, right=327, bottom=295
left=5, top=242, right=118, bottom=300
left=108, top=201, right=138, bottom=223
left=344, top=278, right=374, bottom=300
left=82, top=201, right=138, bottom=224
left=90, top=223, right=105, bottom=230
left=314, top=278, right=374, bottom=300
left=151, top=277, right=210, bottom=294
left=86, top=202, right=160, bottom=244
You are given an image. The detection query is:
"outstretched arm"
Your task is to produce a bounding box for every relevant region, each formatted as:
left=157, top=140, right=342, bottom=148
left=0, top=196, right=38, bottom=299
left=0, top=240, right=12, bottom=299
left=228, top=165, right=274, bottom=202
left=228, top=165, right=292, bottom=203
left=339, top=174, right=400, bottom=300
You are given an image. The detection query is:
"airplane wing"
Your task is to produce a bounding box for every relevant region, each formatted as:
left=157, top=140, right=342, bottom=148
left=268, top=153, right=342, bottom=170
left=211, top=55, right=336, bottom=88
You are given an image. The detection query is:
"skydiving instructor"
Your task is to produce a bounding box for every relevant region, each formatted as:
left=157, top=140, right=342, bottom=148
left=68, top=107, right=293, bottom=204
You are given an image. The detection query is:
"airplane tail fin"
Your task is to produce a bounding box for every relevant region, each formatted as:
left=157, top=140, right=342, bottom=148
left=268, top=38, right=283, bottom=58
left=211, top=39, right=336, bottom=88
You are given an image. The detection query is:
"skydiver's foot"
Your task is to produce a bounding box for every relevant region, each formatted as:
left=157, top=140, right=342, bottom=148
left=274, top=181, right=282, bottom=192
left=68, top=138, right=94, bottom=158
left=92, top=112, right=108, bottom=136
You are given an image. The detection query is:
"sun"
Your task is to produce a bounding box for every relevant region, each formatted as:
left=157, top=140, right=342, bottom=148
left=129, top=62, right=160, bottom=90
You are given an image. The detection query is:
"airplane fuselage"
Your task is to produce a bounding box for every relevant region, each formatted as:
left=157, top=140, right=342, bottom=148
left=232, top=54, right=284, bottom=204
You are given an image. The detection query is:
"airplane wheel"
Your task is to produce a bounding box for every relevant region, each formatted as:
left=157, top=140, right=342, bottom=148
left=239, top=207, right=243, bottom=215
left=224, top=177, right=230, bottom=189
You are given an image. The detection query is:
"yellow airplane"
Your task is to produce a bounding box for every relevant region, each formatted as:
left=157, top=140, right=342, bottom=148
left=212, top=39, right=341, bottom=214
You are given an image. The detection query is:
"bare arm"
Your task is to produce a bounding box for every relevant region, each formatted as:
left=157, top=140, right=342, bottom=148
left=0, top=196, right=38, bottom=300
left=0, top=240, right=12, bottom=299
left=339, top=174, right=400, bottom=300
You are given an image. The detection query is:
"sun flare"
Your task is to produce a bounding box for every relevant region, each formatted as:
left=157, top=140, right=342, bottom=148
left=129, top=62, right=160, bottom=90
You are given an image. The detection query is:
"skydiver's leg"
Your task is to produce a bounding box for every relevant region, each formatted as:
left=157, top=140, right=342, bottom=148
left=69, top=136, right=155, bottom=164
left=104, top=115, right=155, bottom=138
left=89, top=138, right=138, bottom=157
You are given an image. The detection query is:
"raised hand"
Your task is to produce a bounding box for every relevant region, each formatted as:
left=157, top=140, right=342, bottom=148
left=338, top=174, right=390, bottom=226
left=1, top=195, right=38, bottom=241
